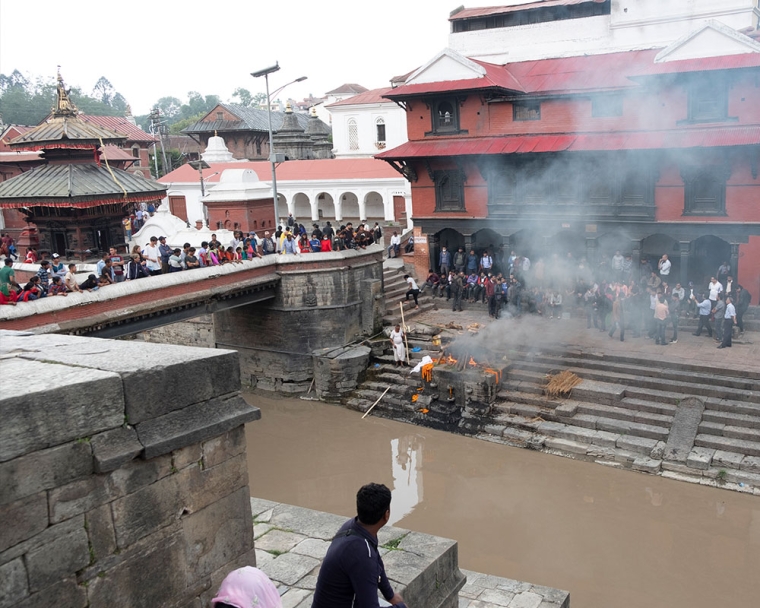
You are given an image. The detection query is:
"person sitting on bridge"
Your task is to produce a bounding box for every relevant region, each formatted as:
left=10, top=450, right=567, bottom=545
left=312, top=483, right=406, bottom=608
left=168, top=248, right=183, bottom=272
left=78, top=274, right=98, bottom=291
left=98, top=260, right=114, bottom=287
left=310, top=234, right=322, bottom=252
left=261, top=232, right=276, bottom=255
left=0, top=258, right=20, bottom=304
left=63, top=264, right=81, bottom=291
left=184, top=248, right=200, bottom=269
left=20, top=276, right=44, bottom=301
left=298, top=234, right=311, bottom=254
left=125, top=255, right=149, bottom=280
left=48, top=276, right=68, bottom=296
left=281, top=233, right=299, bottom=255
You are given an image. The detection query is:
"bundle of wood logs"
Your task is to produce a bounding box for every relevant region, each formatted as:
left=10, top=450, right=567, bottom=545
left=544, top=370, right=582, bottom=398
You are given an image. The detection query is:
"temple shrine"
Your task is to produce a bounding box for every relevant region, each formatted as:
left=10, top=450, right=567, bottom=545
left=0, top=72, right=166, bottom=257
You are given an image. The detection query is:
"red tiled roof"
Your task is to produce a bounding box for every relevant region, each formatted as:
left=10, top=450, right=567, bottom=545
left=386, top=59, right=527, bottom=98
left=632, top=51, right=760, bottom=77
left=387, top=48, right=760, bottom=100
left=450, top=0, right=605, bottom=21
left=376, top=126, right=760, bottom=158
left=158, top=158, right=401, bottom=184
left=100, top=145, right=138, bottom=161
left=327, top=87, right=397, bottom=107
left=325, top=83, right=369, bottom=95
left=78, top=115, right=156, bottom=143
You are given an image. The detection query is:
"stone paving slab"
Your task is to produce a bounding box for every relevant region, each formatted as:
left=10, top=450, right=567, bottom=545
left=251, top=499, right=568, bottom=608
left=460, top=570, right=569, bottom=608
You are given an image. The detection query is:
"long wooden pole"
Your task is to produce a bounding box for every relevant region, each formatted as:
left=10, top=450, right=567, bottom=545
left=399, top=302, right=410, bottom=363
left=362, top=386, right=391, bottom=419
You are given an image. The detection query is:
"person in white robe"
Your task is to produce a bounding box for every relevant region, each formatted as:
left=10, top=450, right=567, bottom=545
left=389, top=324, right=406, bottom=366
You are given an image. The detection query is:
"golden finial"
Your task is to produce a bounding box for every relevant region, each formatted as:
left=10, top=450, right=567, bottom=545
left=53, top=69, right=78, bottom=117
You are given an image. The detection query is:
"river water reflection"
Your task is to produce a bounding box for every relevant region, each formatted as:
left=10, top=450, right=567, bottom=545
left=245, top=393, right=760, bottom=608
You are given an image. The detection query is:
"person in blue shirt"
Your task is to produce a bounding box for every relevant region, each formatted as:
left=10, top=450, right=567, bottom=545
left=691, top=294, right=713, bottom=337
left=312, top=483, right=406, bottom=608
left=439, top=246, right=452, bottom=276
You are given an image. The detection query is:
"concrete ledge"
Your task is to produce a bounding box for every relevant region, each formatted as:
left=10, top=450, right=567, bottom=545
left=136, top=394, right=260, bottom=459
left=252, top=499, right=465, bottom=608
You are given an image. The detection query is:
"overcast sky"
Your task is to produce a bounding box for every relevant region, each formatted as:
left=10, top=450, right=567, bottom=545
left=0, top=0, right=505, bottom=114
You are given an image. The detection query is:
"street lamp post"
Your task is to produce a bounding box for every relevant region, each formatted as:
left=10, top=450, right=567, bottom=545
left=251, top=63, right=306, bottom=230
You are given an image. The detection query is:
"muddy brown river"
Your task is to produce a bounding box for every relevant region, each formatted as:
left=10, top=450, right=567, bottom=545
left=244, top=393, right=760, bottom=608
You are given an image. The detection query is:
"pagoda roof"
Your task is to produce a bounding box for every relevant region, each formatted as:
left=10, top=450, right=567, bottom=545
left=9, top=115, right=127, bottom=151
left=9, top=72, right=127, bottom=151
left=0, top=163, right=166, bottom=209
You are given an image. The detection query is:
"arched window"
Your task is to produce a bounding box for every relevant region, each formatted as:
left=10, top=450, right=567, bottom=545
left=348, top=119, right=359, bottom=150
left=376, top=118, right=386, bottom=147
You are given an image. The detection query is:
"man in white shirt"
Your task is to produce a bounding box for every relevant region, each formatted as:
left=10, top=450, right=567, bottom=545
left=143, top=236, right=162, bottom=275
left=64, top=264, right=81, bottom=292
left=708, top=277, right=723, bottom=307
left=718, top=296, right=737, bottom=348
left=658, top=254, right=671, bottom=278
left=388, top=232, right=401, bottom=258
left=403, top=274, right=420, bottom=308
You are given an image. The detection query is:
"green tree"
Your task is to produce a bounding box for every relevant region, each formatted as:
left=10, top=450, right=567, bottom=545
left=149, top=147, right=186, bottom=178
left=169, top=111, right=205, bottom=134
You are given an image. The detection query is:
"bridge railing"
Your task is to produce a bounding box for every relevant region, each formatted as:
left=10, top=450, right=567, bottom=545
left=0, top=244, right=384, bottom=325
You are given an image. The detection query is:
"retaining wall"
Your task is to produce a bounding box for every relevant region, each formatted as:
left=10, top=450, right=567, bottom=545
left=0, top=331, right=261, bottom=608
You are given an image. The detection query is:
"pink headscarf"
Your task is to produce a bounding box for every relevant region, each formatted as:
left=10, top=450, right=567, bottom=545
left=211, top=567, right=282, bottom=608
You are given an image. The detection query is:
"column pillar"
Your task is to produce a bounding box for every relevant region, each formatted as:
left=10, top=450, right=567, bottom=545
left=679, top=241, right=690, bottom=287
left=464, top=234, right=473, bottom=252
left=730, top=243, right=740, bottom=285
left=630, top=239, right=642, bottom=282
left=585, top=237, right=598, bottom=267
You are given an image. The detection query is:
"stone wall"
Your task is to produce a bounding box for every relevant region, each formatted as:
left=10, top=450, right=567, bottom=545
left=215, top=250, right=384, bottom=392
left=0, top=331, right=261, bottom=608
left=130, top=315, right=216, bottom=349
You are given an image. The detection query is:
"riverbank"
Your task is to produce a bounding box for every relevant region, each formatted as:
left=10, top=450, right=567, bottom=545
left=249, top=496, right=569, bottom=608
left=244, top=392, right=760, bottom=608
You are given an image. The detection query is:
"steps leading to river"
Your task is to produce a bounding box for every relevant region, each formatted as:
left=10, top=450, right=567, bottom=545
left=348, top=340, right=760, bottom=494
left=382, top=267, right=436, bottom=326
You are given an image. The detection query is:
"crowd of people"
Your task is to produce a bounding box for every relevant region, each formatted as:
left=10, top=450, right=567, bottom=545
left=0, top=216, right=387, bottom=305
left=414, top=247, right=752, bottom=349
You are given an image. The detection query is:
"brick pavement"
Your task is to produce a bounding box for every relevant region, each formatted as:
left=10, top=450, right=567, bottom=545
left=408, top=298, right=759, bottom=375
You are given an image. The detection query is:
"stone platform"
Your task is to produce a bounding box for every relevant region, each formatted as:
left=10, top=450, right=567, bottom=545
left=249, top=498, right=569, bottom=608
left=346, top=306, right=760, bottom=496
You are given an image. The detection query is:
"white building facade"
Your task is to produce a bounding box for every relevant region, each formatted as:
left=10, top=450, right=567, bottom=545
left=448, top=0, right=759, bottom=63
left=327, top=88, right=409, bottom=158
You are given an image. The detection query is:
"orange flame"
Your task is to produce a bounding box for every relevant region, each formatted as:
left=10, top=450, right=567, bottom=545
left=484, top=368, right=501, bottom=384
left=446, top=355, right=457, bottom=365
left=468, top=357, right=478, bottom=367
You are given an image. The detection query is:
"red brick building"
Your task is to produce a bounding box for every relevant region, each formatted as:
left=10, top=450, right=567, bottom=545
left=378, top=21, right=760, bottom=302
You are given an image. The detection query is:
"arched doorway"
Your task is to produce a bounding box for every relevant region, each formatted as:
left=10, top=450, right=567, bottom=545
left=546, top=230, right=585, bottom=261
left=292, top=193, right=312, bottom=223
left=642, top=234, right=679, bottom=283
left=276, top=194, right=288, bottom=224
left=691, top=235, right=731, bottom=288
left=472, top=228, right=502, bottom=253
left=317, top=193, right=336, bottom=222
left=339, top=192, right=358, bottom=223
left=597, top=229, right=634, bottom=262
left=432, top=228, right=465, bottom=274
left=364, top=191, right=385, bottom=221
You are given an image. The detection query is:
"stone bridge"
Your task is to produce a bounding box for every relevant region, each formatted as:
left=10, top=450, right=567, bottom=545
left=1, top=246, right=386, bottom=393
left=0, top=246, right=384, bottom=337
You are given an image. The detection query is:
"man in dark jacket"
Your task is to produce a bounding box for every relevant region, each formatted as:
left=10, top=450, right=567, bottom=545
left=312, top=483, right=406, bottom=608
left=734, top=285, right=751, bottom=334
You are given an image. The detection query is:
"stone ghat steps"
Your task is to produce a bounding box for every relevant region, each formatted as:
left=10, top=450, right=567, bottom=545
left=471, top=409, right=664, bottom=458
left=511, top=349, right=760, bottom=389
left=518, top=351, right=759, bottom=391
left=382, top=269, right=437, bottom=325
left=694, top=434, right=760, bottom=458
left=507, top=347, right=760, bottom=382
left=508, top=359, right=760, bottom=405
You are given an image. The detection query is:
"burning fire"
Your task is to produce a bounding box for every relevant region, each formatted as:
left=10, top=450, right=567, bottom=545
left=441, top=354, right=457, bottom=365
left=484, top=368, right=502, bottom=383
left=468, top=357, right=478, bottom=367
